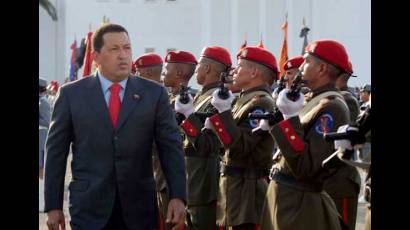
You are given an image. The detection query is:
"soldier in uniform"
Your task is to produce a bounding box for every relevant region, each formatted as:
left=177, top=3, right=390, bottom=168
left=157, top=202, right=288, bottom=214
left=39, top=77, right=51, bottom=212
left=335, top=61, right=360, bottom=121
left=359, top=84, right=371, bottom=109
left=272, top=55, right=305, bottom=103
left=257, top=39, right=352, bottom=230
left=133, top=53, right=169, bottom=229
left=133, top=53, right=163, bottom=83
left=174, top=46, right=232, bottom=229
left=324, top=60, right=362, bottom=229
left=162, top=50, right=197, bottom=106
left=333, top=95, right=371, bottom=230
left=206, top=46, right=278, bottom=229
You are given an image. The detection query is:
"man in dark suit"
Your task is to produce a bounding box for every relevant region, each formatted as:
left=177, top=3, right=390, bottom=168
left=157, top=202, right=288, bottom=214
left=44, top=23, right=186, bottom=230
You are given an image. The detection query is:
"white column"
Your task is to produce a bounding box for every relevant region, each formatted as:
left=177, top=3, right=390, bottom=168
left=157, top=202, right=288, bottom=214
left=230, top=0, right=238, bottom=59
left=201, top=0, right=211, bottom=47
left=54, top=0, right=66, bottom=84
left=259, top=0, right=267, bottom=46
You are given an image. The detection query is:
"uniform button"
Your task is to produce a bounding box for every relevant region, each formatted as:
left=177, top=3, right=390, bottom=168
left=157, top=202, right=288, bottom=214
left=218, top=128, right=223, bottom=132
left=290, top=135, right=295, bottom=140
left=215, top=122, right=219, bottom=126
left=285, top=128, right=289, bottom=132
left=114, top=136, right=118, bottom=140
left=189, top=129, right=193, bottom=132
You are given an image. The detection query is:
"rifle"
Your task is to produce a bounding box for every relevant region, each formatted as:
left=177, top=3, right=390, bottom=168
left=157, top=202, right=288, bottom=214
left=192, top=68, right=234, bottom=121
left=248, top=72, right=304, bottom=130
left=178, top=83, right=191, bottom=104
left=322, top=105, right=371, bottom=167
left=217, top=67, right=234, bottom=99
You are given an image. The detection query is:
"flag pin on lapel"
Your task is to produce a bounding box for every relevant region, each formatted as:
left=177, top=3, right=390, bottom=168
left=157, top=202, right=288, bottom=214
left=133, top=94, right=140, bottom=100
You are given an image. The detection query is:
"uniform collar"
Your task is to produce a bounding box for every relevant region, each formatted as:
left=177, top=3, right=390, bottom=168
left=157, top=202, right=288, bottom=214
left=240, top=84, right=271, bottom=97
left=201, top=81, right=220, bottom=94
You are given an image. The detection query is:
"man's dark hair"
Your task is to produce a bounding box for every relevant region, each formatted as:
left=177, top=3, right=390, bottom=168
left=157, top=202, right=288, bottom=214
left=92, top=23, right=129, bottom=52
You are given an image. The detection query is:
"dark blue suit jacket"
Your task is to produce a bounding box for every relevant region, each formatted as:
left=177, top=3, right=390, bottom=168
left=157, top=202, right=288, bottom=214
left=44, top=75, right=186, bottom=230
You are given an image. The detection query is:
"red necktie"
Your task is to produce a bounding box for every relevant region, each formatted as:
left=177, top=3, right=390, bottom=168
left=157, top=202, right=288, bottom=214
left=109, top=83, right=122, bottom=128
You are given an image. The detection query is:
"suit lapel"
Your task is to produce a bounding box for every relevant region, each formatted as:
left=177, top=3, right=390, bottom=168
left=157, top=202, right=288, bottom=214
left=84, top=74, right=115, bottom=133
left=116, top=77, right=145, bottom=131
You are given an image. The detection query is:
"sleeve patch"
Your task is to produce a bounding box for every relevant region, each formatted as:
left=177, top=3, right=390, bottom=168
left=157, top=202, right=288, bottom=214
left=248, top=108, right=264, bottom=128
left=314, top=113, right=334, bottom=134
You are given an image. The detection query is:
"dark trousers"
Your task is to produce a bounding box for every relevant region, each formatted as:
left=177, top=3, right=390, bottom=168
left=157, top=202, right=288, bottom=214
left=103, top=189, right=127, bottom=230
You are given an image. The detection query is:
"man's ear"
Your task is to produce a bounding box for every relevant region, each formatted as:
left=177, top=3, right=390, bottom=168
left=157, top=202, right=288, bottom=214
left=250, top=65, right=258, bottom=79
left=92, top=50, right=99, bottom=64
left=204, top=63, right=211, bottom=74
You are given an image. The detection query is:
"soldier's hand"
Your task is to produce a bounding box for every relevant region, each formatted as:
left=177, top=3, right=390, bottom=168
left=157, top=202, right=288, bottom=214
left=175, top=94, right=194, bottom=118
left=256, top=118, right=272, bottom=131
left=334, top=125, right=357, bottom=151
left=272, top=87, right=280, bottom=101
left=211, top=89, right=234, bottom=113
left=47, top=209, right=65, bottom=230
left=166, top=198, right=186, bottom=230
left=203, top=117, right=214, bottom=131
left=276, top=89, right=304, bottom=119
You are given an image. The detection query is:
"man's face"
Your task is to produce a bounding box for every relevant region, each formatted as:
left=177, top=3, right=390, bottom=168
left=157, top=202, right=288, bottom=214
left=93, top=32, right=132, bottom=82
left=360, top=91, right=370, bottom=102
left=300, top=54, right=321, bottom=89
left=284, top=68, right=299, bottom=88
left=162, top=63, right=178, bottom=87
left=232, top=59, right=252, bottom=90
left=195, top=58, right=207, bottom=86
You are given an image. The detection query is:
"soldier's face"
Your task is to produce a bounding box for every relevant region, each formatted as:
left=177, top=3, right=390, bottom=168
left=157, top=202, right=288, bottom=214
left=93, top=32, right=132, bottom=82
left=162, top=63, right=178, bottom=87
left=300, top=54, right=320, bottom=89
left=195, top=59, right=207, bottom=85
left=284, top=68, right=299, bottom=88
left=232, top=59, right=252, bottom=89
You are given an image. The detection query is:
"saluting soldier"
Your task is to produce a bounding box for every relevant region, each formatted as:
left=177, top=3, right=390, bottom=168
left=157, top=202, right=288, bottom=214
left=257, top=39, right=352, bottom=230
left=133, top=53, right=171, bottom=229
left=162, top=50, right=197, bottom=106
left=325, top=60, right=362, bottom=230
left=174, top=46, right=232, bottom=229
left=206, top=46, right=278, bottom=229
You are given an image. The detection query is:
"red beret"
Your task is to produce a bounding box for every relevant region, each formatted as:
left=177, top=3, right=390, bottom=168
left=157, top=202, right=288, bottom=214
left=237, top=46, right=278, bottom=73
left=284, top=55, right=304, bottom=71
left=165, top=50, right=197, bottom=65
left=50, top=81, right=59, bottom=92
left=133, top=53, right=163, bottom=70
left=305, top=39, right=350, bottom=73
left=200, top=46, right=232, bottom=67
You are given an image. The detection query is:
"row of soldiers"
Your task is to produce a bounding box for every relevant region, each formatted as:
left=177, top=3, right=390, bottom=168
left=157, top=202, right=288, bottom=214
left=132, top=39, right=370, bottom=230
left=133, top=40, right=370, bottom=230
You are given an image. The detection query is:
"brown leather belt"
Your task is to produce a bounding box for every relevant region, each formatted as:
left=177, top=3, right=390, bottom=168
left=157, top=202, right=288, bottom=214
left=270, top=169, right=322, bottom=192
left=220, top=163, right=269, bottom=179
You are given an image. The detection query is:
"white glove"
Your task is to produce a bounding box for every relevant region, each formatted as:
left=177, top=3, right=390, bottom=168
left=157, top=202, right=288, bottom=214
left=253, top=118, right=271, bottom=132
left=334, top=125, right=359, bottom=151
left=203, top=117, right=214, bottom=131
left=276, top=89, right=304, bottom=119
left=211, top=89, right=235, bottom=113
left=272, top=87, right=280, bottom=101
left=175, top=94, right=194, bottom=118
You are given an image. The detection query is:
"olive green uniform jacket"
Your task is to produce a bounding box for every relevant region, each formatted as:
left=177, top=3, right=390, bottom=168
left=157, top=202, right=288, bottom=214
left=260, top=84, right=349, bottom=230
left=208, top=85, right=275, bottom=227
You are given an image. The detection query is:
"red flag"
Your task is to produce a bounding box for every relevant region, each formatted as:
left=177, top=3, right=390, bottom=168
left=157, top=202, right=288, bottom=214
left=82, top=32, right=93, bottom=77
left=278, top=20, right=288, bottom=79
